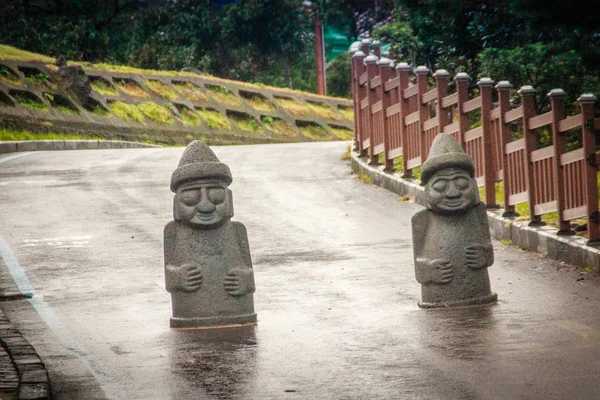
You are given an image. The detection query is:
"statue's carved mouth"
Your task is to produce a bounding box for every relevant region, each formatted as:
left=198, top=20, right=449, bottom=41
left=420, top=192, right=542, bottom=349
left=195, top=212, right=216, bottom=221
left=442, top=200, right=465, bottom=208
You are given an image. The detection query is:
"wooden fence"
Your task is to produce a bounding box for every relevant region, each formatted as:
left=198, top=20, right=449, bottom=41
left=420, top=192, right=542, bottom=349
left=351, top=40, right=600, bottom=245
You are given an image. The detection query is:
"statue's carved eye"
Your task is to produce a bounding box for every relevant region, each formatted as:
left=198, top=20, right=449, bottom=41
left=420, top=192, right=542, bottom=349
left=454, top=177, right=470, bottom=190
left=180, top=189, right=201, bottom=206
left=208, top=188, right=226, bottom=204
left=432, top=180, right=448, bottom=193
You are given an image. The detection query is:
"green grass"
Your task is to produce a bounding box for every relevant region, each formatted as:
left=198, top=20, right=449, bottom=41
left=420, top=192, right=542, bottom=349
left=114, top=80, right=149, bottom=98
left=206, top=85, right=241, bottom=106
left=173, top=81, right=208, bottom=103
left=330, top=126, right=353, bottom=140
left=0, top=45, right=54, bottom=63
left=478, top=181, right=558, bottom=226
left=260, top=116, right=297, bottom=137
left=307, top=101, right=344, bottom=121
left=298, top=123, right=331, bottom=141
left=229, top=113, right=263, bottom=133
left=54, top=105, right=77, bottom=115
left=14, top=93, right=47, bottom=111
left=0, top=128, right=102, bottom=141
left=357, top=171, right=373, bottom=184
left=0, top=66, right=22, bottom=85
left=145, top=80, right=178, bottom=100
left=90, top=104, right=110, bottom=117
left=43, top=93, right=78, bottom=114
left=179, top=107, right=202, bottom=125
left=108, top=101, right=144, bottom=122
left=342, top=145, right=351, bottom=160
left=276, top=97, right=311, bottom=117
left=338, top=105, right=354, bottom=120
left=137, top=101, right=174, bottom=124
left=91, top=78, right=119, bottom=96
left=26, top=72, right=51, bottom=87
left=197, top=108, right=230, bottom=130
left=244, top=95, right=275, bottom=112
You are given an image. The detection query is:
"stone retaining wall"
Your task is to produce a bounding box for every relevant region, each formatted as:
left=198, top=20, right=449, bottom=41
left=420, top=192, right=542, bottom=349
left=0, top=60, right=354, bottom=146
left=0, top=140, right=159, bottom=154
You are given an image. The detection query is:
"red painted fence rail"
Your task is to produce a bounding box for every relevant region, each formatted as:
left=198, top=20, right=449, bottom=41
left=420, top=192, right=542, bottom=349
left=351, top=40, right=600, bottom=246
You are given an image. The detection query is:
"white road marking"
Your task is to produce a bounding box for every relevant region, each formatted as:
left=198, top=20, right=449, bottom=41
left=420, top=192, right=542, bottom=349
left=0, top=234, right=117, bottom=399
left=21, top=236, right=93, bottom=248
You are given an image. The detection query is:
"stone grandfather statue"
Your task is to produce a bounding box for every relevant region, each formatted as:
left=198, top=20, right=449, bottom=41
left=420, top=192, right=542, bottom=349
left=164, top=141, right=256, bottom=328
left=411, top=133, right=497, bottom=308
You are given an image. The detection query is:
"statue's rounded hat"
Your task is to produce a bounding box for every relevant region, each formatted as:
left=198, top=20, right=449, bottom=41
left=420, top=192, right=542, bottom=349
left=170, top=141, right=232, bottom=192
left=421, top=133, right=474, bottom=183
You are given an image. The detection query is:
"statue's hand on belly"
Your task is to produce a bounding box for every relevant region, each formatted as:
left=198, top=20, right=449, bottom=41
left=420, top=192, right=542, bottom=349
left=165, top=263, right=203, bottom=293
left=223, top=268, right=255, bottom=296
left=465, top=244, right=493, bottom=269
left=416, top=258, right=453, bottom=285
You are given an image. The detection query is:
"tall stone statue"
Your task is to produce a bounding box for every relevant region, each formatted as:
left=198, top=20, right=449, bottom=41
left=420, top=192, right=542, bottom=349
left=164, top=141, right=257, bottom=328
left=412, top=134, right=497, bottom=308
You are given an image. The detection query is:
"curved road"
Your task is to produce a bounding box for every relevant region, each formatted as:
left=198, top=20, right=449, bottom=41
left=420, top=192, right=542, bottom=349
left=1, top=142, right=600, bottom=399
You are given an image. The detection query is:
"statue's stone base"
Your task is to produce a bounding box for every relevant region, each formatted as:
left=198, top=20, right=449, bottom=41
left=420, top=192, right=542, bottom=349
left=170, top=312, right=257, bottom=329
left=418, top=293, right=497, bottom=309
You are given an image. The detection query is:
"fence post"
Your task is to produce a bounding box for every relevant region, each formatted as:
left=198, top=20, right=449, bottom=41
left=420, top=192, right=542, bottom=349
left=548, top=89, right=573, bottom=235
left=365, top=54, right=380, bottom=165
left=495, top=81, right=517, bottom=218
left=478, top=77, right=498, bottom=208
left=379, top=58, right=394, bottom=172
left=372, top=40, right=381, bottom=58
left=360, top=38, right=371, bottom=55
left=352, top=50, right=366, bottom=155
left=454, top=73, right=470, bottom=147
left=519, top=85, right=544, bottom=226
left=416, top=65, right=430, bottom=162
left=396, top=62, right=412, bottom=178
left=433, top=69, right=450, bottom=129
left=578, top=94, right=600, bottom=245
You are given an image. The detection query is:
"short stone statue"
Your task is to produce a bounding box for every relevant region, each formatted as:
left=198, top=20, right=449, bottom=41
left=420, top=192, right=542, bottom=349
left=412, top=133, right=497, bottom=308
left=165, top=141, right=257, bottom=328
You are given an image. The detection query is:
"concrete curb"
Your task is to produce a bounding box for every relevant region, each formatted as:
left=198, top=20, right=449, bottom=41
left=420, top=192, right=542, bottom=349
left=0, top=310, right=51, bottom=400
left=351, top=151, right=600, bottom=273
left=0, top=140, right=161, bottom=154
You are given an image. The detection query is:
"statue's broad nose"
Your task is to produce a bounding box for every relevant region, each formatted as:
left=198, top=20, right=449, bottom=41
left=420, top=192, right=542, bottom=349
left=445, top=182, right=461, bottom=198
left=196, top=189, right=216, bottom=212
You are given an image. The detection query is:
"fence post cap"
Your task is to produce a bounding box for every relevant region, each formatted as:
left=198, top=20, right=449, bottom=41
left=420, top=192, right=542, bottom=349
left=495, top=80, right=513, bottom=90
left=415, top=65, right=429, bottom=74
left=361, top=38, right=372, bottom=44
left=517, top=85, right=536, bottom=95
left=454, top=72, right=470, bottom=82
left=348, top=41, right=362, bottom=54
left=377, top=57, right=392, bottom=66
left=477, top=77, right=494, bottom=87
left=395, top=62, right=411, bottom=71
left=547, top=88, right=567, bottom=98
left=578, top=93, right=597, bottom=103
left=432, top=69, right=450, bottom=78
left=364, top=55, right=379, bottom=65
left=352, top=50, right=366, bottom=59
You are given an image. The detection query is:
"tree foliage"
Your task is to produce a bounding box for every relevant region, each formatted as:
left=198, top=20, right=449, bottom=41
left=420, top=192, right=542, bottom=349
left=372, top=0, right=600, bottom=102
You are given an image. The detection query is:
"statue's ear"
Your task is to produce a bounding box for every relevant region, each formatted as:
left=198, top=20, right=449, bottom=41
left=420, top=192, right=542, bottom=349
left=227, top=189, right=234, bottom=218
left=173, top=195, right=181, bottom=221
left=472, top=177, right=481, bottom=203
left=424, top=185, right=434, bottom=211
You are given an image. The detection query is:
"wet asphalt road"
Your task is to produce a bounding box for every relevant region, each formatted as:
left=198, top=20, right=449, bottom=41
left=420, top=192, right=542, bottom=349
left=1, top=142, right=600, bottom=399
